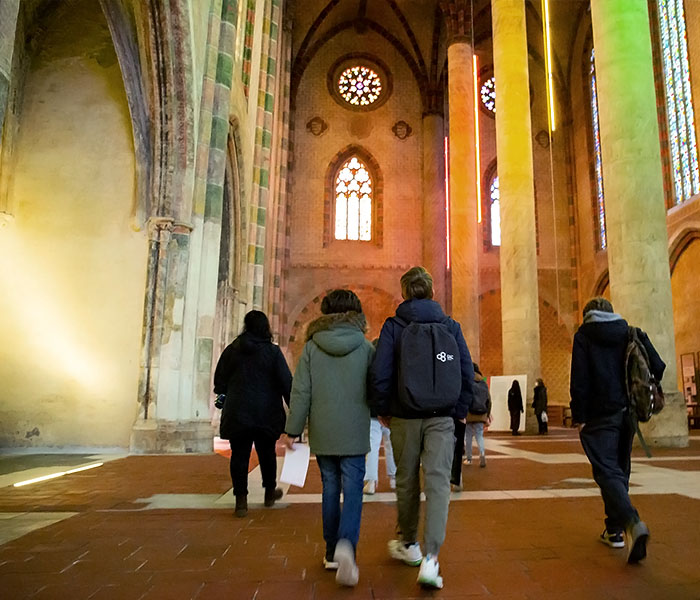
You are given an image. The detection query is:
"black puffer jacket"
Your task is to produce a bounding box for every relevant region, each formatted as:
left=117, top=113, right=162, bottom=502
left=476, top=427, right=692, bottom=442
left=213, top=332, right=292, bottom=439
left=569, top=311, right=665, bottom=423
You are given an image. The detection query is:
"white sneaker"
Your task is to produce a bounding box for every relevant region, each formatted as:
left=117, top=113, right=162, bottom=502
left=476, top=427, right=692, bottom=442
left=323, top=557, right=339, bottom=570
left=333, top=539, right=359, bottom=586
left=363, top=479, right=376, bottom=495
left=417, top=555, right=443, bottom=589
left=388, top=539, right=423, bottom=566
left=389, top=476, right=396, bottom=490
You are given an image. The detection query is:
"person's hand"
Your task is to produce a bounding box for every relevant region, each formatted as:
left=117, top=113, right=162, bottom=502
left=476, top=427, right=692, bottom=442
left=279, top=433, right=295, bottom=449
left=458, top=418, right=466, bottom=424
left=378, top=415, right=392, bottom=428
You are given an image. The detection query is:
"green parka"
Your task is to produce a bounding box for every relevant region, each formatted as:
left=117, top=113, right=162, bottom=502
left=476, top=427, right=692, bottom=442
left=285, top=311, right=374, bottom=456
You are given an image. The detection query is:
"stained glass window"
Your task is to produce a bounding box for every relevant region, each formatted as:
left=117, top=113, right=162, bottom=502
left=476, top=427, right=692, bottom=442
left=338, top=66, right=382, bottom=107
left=658, top=0, right=700, bottom=203
left=335, top=156, right=372, bottom=241
left=490, top=174, right=501, bottom=246
left=480, top=76, right=496, bottom=113
left=590, top=48, right=607, bottom=250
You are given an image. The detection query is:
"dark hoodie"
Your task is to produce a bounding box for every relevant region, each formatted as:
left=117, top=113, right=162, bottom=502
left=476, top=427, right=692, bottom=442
left=370, top=298, right=474, bottom=419
left=213, top=331, right=292, bottom=439
left=569, top=310, right=665, bottom=423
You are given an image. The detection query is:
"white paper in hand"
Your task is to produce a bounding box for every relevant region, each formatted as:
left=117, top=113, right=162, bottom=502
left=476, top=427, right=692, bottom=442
left=280, top=443, right=310, bottom=487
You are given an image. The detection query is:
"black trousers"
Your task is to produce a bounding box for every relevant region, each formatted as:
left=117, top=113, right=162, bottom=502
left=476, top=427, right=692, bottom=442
left=535, top=413, right=548, bottom=434
left=451, top=419, right=467, bottom=485
left=579, top=410, right=639, bottom=533
left=509, top=411, right=521, bottom=434
left=229, top=427, right=279, bottom=497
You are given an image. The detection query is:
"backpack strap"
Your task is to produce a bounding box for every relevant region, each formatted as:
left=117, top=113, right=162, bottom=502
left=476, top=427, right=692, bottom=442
left=629, top=411, right=653, bottom=458
left=393, top=316, right=409, bottom=328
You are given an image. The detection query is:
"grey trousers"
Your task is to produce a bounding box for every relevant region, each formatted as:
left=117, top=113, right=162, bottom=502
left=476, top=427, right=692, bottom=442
left=390, top=416, right=455, bottom=556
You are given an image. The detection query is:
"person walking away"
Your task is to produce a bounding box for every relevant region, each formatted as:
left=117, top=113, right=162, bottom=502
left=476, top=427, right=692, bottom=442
left=464, top=364, right=491, bottom=468
left=508, top=380, right=523, bottom=435
left=364, top=416, right=397, bottom=494
left=280, top=290, right=374, bottom=587
left=213, top=310, right=292, bottom=518
left=533, top=378, right=548, bottom=434
left=570, top=297, right=665, bottom=563
left=371, top=266, right=474, bottom=589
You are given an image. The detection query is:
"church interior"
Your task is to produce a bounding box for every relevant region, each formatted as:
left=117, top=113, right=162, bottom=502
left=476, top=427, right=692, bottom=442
left=2, top=1, right=700, bottom=598
left=0, top=1, right=699, bottom=451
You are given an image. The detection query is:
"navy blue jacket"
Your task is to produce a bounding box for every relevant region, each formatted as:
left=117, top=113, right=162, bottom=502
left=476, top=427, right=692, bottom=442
left=370, top=299, right=474, bottom=419
left=569, top=312, right=665, bottom=424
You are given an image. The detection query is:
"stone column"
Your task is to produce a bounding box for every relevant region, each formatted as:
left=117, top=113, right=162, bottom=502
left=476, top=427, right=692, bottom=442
left=492, top=0, right=540, bottom=433
left=441, top=1, right=480, bottom=361
left=590, top=0, right=686, bottom=447
left=422, top=112, right=447, bottom=307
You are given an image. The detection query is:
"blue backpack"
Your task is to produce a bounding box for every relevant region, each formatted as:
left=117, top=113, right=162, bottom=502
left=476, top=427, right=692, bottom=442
left=394, top=317, right=462, bottom=414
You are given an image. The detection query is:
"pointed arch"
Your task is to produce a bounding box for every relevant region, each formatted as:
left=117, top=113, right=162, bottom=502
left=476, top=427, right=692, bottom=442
left=324, top=145, right=383, bottom=248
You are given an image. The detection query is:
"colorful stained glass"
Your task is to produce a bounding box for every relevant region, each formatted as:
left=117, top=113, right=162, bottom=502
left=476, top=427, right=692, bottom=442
left=490, top=175, right=501, bottom=246
left=335, top=156, right=372, bottom=241
left=658, top=0, right=700, bottom=203
left=480, top=76, right=496, bottom=113
left=590, top=48, right=607, bottom=250
left=338, top=66, right=382, bottom=107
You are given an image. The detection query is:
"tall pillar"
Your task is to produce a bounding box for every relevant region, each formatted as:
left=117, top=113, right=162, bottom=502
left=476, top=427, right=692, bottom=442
left=441, top=2, right=480, bottom=361
left=422, top=112, right=447, bottom=307
left=492, top=0, right=540, bottom=432
left=590, top=0, right=686, bottom=447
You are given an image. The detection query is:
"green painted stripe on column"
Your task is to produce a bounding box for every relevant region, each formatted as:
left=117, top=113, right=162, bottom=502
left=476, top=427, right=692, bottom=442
left=255, top=246, right=265, bottom=264
left=264, top=92, right=274, bottom=112
left=205, top=183, right=224, bottom=220
left=262, top=129, right=272, bottom=149
left=259, top=168, right=269, bottom=188
left=211, top=115, right=229, bottom=150
left=222, top=0, right=238, bottom=24
left=216, top=53, right=234, bottom=88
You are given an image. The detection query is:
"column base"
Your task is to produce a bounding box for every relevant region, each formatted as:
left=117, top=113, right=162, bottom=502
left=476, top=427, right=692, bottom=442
left=130, top=419, right=215, bottom=454
left=638, top=390, right=688, bottom=449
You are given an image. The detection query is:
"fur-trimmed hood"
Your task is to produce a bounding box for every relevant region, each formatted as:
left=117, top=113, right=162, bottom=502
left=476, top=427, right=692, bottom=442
left=305, top=311, right=368, bottom=357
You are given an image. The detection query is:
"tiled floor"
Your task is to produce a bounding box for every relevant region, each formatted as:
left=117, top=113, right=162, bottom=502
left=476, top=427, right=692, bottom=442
left=1, top=428, right=700, bottom=599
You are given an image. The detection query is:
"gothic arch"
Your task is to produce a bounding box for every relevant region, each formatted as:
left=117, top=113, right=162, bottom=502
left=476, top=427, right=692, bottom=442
left=324, top=145, right=384, bottom=247
left=670, top=227, right=700, bottom=275
left=286, top=284, right=401, bottom=365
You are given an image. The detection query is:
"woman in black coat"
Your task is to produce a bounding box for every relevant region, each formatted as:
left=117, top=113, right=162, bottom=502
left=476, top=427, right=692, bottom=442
left=507, top=380, right=523, bottom=436
left=533, top=378, right=548, bottom=434
left=213, top=310, right=292, bottom=517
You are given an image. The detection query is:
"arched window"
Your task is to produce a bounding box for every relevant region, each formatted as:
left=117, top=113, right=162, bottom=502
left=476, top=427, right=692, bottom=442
left=590, top=47, right=607, bottom=250
left=489, top=173, right=501, bottom=247
left=657, top=0, right=700, bottom=203
left=334, top=155, right=372, bottom=241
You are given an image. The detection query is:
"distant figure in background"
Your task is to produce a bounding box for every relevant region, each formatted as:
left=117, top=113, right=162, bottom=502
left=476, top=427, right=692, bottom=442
left=464, top=364, right=491, bottom=468
left=364, top=417, right=397, bottom=494
left=533, top=379, right=549, bottom=435
left=508, top=380, right=523, bottom=436
left=213, top=310, right=292, bottom=519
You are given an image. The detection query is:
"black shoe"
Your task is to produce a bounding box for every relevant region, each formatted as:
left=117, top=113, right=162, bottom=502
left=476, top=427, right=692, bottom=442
left=235, top=494, right=248, bottom=518
left=626, top=521, right=650, bottom=563
left=600, top=529, right=625, bottom=548
left=264, top=487, right=283, bottom=507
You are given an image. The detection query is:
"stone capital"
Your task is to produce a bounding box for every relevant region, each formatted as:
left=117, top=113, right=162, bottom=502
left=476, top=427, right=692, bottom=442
left=440, top=1, right=473, bottom=46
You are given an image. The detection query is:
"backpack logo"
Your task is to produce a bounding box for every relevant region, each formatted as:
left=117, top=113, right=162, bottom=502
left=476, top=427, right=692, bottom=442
left=436, top=352, right=454, bottom=363
left=395, top=319, right=462, bottom=414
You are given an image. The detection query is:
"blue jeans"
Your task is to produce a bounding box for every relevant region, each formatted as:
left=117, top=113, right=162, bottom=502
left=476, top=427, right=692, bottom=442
left=316, top=455, right=366, bottom=558
left=465, top=422, right=485, bottom=460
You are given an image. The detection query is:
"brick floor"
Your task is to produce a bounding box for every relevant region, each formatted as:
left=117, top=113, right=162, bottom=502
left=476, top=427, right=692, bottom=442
left=1, top=429, right=699, bottom=599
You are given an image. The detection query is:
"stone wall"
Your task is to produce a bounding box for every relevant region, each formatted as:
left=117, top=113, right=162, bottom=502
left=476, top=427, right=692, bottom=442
left=0, top=0, right=145, bottom=448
